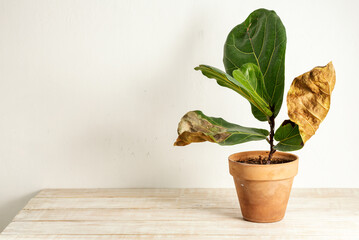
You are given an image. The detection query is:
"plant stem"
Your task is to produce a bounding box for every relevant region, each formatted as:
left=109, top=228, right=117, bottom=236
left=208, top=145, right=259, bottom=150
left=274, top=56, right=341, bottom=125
left=267, top=114, right=276, bottom=164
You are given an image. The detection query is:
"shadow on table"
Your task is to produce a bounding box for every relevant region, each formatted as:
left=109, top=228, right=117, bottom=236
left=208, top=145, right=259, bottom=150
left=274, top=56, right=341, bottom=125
left=0, top=191, right=39, bottom=232
left=156, top=192, right=243, bottom=221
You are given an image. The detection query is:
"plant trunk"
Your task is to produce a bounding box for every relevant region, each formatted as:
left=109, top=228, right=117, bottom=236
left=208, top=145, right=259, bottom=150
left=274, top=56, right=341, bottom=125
left=267, top=114, right=276, bottom=163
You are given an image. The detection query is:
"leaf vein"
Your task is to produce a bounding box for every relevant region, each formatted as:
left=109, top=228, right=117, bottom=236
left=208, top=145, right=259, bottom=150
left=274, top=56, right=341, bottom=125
left=258, top=15, right=268, bottom=59
left=263, top=18, right=277, bottom=77
left=246, top=25, right=261, bottom=72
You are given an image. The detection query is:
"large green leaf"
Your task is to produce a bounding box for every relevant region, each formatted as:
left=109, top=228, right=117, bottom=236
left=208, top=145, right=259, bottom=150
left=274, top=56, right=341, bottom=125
left=223, top=8, right=286, bottom=119
left=274, top=120, right=303, bottom=151
left=174, top=111, right=269, bottom=146
left=195, top=64, right=272, bottom=117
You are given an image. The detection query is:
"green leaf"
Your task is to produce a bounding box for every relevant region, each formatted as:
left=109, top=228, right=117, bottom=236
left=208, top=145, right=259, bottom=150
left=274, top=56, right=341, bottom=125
left=223, top=8, right=286, bottom=118
left=174, top=111, right=269, bottom=146
left=251, top=106, right=267, bottom=121
left=195, top=64, right=272, bottom=117
left=274, top=120, right=303, bottom=151
left=232, top=63, right=270, bottom=121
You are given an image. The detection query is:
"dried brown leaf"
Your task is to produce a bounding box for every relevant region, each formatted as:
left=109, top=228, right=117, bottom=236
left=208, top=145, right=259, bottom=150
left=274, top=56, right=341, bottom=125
left=174, top=111, right=227, bottom=146
left=287, top=62, right=336, bottom=143
left=174, top=111, right=269, bottom=146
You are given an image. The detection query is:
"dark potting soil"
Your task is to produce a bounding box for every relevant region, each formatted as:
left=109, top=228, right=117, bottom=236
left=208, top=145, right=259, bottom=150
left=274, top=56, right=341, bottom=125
left=237, top=155, right=293, bottom=165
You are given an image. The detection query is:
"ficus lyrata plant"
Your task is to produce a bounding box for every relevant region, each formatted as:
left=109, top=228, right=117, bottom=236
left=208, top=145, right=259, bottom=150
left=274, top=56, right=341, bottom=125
left=174, top=8, right=336, bottom=163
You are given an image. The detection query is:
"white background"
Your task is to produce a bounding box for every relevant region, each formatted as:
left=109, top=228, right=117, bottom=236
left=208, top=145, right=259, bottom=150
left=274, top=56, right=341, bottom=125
left=0, top=0, right=358, bottom=230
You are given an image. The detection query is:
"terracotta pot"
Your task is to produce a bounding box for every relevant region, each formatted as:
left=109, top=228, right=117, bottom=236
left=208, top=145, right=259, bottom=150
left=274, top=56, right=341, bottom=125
left=228, top=151, right=298, bottom=223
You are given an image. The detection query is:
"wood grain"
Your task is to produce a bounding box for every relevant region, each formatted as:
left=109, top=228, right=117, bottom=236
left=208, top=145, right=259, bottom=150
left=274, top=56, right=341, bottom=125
left=2, top=235, right=355, bottom=240
left=0, top=188, right=358, bottom=239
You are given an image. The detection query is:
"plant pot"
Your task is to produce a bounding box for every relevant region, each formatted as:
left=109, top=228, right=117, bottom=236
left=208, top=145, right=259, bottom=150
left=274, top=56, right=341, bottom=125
left=228, top=151, right=299, bottom=223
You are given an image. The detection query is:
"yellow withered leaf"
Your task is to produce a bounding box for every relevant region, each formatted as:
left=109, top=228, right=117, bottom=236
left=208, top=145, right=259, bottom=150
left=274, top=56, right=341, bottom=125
left=287, top=62, right=336, bottom=143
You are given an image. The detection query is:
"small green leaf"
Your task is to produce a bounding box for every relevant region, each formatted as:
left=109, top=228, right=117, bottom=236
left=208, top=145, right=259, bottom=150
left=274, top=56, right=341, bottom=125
left=274, top=120, right=303, bottom=151
left=195, top=64, right=272, bottom=117
left=223, top=8, right=286, bottom=118
left=174, top=111, right=269, bottom=146
left=232, top=63, right=270, bottom=121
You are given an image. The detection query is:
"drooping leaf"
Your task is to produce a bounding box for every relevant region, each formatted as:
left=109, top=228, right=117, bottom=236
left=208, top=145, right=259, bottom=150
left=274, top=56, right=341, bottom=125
left=287, top=62, right=336, bottom=143
left=274, top=120, right=303, bottom=151
left=195, top=64, right=272, bottom=117
left=223, top=8, right=286, bottom=118
left=174, top=111, right=269, bottom=146
left=232, top=63, right=270, bottom=121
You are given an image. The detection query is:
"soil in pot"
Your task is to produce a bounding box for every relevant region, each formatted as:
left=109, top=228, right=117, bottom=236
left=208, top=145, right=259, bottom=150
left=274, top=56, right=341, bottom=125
left=238, top=155, right=293, bottom=165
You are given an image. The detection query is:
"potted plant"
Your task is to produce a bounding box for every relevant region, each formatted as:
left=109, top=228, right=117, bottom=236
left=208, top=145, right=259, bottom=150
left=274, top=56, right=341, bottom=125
left=174, top=8, right=336, bottom=223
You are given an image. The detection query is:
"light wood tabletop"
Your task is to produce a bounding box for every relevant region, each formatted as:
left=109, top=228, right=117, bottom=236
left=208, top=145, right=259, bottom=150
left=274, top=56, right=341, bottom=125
left=0, top=188, right=358, bottom=239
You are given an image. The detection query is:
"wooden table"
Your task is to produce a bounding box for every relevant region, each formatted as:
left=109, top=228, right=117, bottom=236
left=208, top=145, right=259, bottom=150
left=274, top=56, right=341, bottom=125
left=0, top=189, right=358, bottom=239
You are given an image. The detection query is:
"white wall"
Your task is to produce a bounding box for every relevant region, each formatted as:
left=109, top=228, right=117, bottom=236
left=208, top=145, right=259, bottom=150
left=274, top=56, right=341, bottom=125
left=0, top=0, right=358, bottom=230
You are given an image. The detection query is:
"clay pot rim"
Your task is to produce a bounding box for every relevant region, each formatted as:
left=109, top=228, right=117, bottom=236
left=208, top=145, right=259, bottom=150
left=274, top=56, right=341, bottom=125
left=228, top=150, right=299, bottom=167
